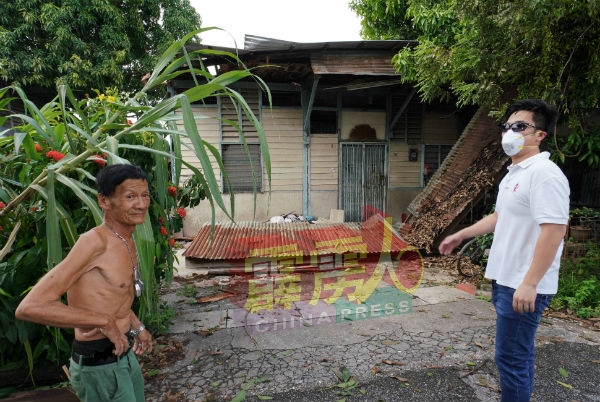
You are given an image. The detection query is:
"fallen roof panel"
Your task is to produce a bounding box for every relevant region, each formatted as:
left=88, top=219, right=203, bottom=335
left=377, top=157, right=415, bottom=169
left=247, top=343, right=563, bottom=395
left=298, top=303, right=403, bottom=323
left=184, top=214, right=409, bottom=260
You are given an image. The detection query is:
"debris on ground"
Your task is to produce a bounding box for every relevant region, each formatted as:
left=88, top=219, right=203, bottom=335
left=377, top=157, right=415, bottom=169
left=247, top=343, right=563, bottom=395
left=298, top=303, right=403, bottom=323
left=402, top=141, right=508, bottom=253
left=140, top=336, right=187, bottom=384
left=268, top=212, right=315, bottom=223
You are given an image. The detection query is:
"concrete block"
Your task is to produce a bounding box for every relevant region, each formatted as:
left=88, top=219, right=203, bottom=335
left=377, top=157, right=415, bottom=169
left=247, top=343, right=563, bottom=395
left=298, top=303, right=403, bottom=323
left=329, top=209, right=345, bottom=223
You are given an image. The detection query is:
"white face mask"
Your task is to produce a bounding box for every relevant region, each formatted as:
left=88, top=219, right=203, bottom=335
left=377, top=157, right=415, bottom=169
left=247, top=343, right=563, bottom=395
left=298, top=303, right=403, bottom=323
left=501, top=129, right=524, bottom=156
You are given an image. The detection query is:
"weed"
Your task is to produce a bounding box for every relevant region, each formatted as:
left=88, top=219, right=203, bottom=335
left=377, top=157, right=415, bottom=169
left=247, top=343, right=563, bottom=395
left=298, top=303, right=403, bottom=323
left=156, top=302, right=175, bottom=333
left=176, top=284, right=197, bottom=298
left=332, top=367, right=359, bottom=398
left=477, top=294, right=492, bottom=302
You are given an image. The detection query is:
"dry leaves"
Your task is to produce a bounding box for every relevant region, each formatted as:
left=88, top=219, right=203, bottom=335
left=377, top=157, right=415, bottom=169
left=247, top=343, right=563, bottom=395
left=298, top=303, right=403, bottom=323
left=382, top=360, right=405, bottom=366
left=402, top=141, right=508, bottom=252
left=140, top=336, right=186, bottom=383
left=162, top=389, right=186, bottom=402
left=380, top=340, right=399, bottom=346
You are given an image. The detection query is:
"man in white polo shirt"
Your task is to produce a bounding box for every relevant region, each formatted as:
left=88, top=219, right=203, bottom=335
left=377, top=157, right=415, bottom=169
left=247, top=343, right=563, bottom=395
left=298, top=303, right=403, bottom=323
left=439, top=99, right=569, bottom=401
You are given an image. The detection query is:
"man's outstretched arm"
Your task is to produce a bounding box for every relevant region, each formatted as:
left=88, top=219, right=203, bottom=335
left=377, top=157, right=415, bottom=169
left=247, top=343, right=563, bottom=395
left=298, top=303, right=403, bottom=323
left=438, top=211, right=498, bottom=255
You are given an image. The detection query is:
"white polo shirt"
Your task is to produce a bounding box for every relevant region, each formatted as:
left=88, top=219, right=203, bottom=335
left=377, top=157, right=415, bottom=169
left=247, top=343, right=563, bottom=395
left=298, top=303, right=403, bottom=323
left=485, top=152, right=570, bottom=294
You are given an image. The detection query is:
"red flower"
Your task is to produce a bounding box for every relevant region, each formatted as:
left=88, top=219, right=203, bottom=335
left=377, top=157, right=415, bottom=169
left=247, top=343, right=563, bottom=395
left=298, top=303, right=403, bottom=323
left=127, top=119, right=133, bottom=125
left=176, top=208, right=186, bottom=218
left=92, top=155, right=106, bottom=166
left=34, top=143, right=41, bottom=152
left=169, top=238, right=175, bottom=247
left=0, top=202, right=5, bottom=209
left=158, top=217, right=165, bottom=224
left=168, top=186, right=177, bottom=197
left=160, top=226, right=167, bottom=236
left=0, top=226, right=2, bottom=231
left=45, top=150, right=65, bottom=161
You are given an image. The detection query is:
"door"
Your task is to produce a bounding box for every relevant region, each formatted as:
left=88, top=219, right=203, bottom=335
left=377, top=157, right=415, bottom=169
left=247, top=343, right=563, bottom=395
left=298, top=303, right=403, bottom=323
left=340, top=143, right=387, bottom=221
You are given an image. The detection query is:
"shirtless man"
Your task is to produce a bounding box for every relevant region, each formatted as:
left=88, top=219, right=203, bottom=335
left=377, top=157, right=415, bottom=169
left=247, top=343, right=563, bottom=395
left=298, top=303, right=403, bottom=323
left=16, top=164, right=153, bottom=402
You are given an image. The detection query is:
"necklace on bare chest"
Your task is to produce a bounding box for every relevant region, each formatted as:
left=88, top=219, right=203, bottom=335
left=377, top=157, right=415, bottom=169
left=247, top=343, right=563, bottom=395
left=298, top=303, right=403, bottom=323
left=104, top=223, right=145, bottom=297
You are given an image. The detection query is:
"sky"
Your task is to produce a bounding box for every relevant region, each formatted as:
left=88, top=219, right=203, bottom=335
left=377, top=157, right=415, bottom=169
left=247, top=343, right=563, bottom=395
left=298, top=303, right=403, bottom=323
left=189, top=0, right=364, bottom=48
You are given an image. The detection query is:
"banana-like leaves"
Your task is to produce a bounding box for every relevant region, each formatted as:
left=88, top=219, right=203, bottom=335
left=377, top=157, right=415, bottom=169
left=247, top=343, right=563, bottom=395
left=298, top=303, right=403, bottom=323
left=0, top=28, right=272, bottom=332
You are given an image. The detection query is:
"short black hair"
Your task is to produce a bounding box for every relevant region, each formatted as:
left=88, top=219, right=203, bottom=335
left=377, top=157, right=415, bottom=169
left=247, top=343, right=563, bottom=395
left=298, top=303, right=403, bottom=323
left=96, top=164, right=148, bottom=196
left=504, top=99, right=559, bottom=134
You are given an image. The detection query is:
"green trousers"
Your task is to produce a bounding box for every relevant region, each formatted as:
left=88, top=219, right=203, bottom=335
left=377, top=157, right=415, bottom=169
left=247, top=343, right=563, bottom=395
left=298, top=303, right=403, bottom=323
left=69, top=348, right=145, bottom=402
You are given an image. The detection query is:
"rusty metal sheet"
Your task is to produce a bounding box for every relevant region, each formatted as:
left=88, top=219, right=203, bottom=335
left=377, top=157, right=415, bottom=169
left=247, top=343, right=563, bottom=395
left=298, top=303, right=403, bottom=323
left=183, top=214, right=409, bottom=260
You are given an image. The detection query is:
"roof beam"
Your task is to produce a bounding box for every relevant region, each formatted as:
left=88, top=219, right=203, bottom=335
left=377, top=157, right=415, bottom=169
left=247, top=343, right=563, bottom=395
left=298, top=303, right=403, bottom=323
left=303, top=76, right=320, bottom=132
left=389, top=87, right=417, bottom=130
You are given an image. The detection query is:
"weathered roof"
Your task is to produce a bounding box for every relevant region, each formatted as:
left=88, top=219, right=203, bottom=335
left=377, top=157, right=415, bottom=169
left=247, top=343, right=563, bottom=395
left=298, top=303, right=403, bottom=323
left=187, top=35, right=414, bottom=78
left=243, top=34, right=415, bottom=52
left=310, top=53, right=398, bottom=76
left=184, top=214, right=409, bottom=260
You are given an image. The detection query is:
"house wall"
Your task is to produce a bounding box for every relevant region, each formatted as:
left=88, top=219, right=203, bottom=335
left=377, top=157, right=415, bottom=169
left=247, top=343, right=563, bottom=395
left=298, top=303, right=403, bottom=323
left=388, top=142, right=421, bottom=188
left=341, top=111, right=386, bottom=140
left=178, top=105, right=462, bottom=232
left=387, top=189, right=421, bottom=221
left=261, top=108, right=304, bottom=191
left=181, top=107, right=305, bottom=234
left=386, top=142, right=422, bottom=222
left=310, top=134, right=338, bottom=218
left=423, top=112, right=460, bottom=144
left=178, top=106, right=220, bottom=181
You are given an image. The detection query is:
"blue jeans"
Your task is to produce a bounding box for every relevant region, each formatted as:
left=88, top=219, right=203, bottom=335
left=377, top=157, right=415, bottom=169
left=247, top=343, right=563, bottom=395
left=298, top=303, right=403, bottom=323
left=491, top=281, right=553, bottom=402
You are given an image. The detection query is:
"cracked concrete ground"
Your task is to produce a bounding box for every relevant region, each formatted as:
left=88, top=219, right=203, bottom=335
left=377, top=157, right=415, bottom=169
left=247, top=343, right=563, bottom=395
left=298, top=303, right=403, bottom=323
left=144, top=260, right=600, bottom=402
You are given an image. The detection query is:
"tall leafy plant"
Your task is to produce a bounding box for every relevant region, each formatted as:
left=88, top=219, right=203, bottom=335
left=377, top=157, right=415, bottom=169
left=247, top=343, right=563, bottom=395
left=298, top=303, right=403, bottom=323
left=0, top=28, right=271, bottom=379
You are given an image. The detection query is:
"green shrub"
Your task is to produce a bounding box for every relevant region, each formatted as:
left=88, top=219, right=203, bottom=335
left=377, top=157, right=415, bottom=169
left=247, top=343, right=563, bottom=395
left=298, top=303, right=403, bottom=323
left=551, top=244, right=600, bottom=318
left=0, top=29, right=271, bottom=382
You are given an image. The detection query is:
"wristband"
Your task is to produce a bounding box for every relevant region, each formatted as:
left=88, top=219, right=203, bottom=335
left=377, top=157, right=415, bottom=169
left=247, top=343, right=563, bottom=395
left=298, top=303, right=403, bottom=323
left=129, top=324, right=145, bottom=338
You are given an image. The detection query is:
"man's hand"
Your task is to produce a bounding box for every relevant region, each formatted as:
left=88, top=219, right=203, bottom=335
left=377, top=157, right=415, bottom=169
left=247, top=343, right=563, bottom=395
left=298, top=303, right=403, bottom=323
left=133, top=329, right=152, bottom=355
left=438, top=233, right=463, bottom=255
left=513, top=283, right=537, bottom=314
left=99, top=320, right=130, bottom=356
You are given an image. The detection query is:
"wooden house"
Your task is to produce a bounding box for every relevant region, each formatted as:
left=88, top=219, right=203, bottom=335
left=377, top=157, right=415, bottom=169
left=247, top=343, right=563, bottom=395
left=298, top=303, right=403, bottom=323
left=171, top=35, right=477, bottom=233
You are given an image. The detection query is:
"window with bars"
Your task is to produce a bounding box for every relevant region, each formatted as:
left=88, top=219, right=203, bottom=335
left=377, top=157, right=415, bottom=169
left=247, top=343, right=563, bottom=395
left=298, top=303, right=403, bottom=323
left=220, top=87, right=262, bottom=192
left=424, top=144, right=452, bottom=184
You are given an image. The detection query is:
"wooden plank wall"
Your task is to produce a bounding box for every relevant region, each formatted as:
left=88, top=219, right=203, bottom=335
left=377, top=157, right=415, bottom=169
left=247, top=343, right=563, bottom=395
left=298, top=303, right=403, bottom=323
left=389, top=143, right=421, bottom=188
left=423, top=112, right=459, bottom=144
left=310, top=134, right=338, bottom=191
left=178, top=106, right=220, bottom=182
left=261, top=108, right=303, bottom=191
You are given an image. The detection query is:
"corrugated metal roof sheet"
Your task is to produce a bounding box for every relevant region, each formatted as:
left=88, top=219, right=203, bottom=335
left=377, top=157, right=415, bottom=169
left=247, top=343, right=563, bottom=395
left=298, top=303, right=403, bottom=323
left=184, top=214, right=409, bottom=260
left=188, top=35, right=415, bottom=56
left=310, top=53, right=398, bottom=76
left=243, top=35, right=415, bottom=52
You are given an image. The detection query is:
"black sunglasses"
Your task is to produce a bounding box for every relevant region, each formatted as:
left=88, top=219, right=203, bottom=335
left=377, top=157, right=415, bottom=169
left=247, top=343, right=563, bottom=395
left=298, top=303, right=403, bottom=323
left=500, top=121, right=540, bottom=133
